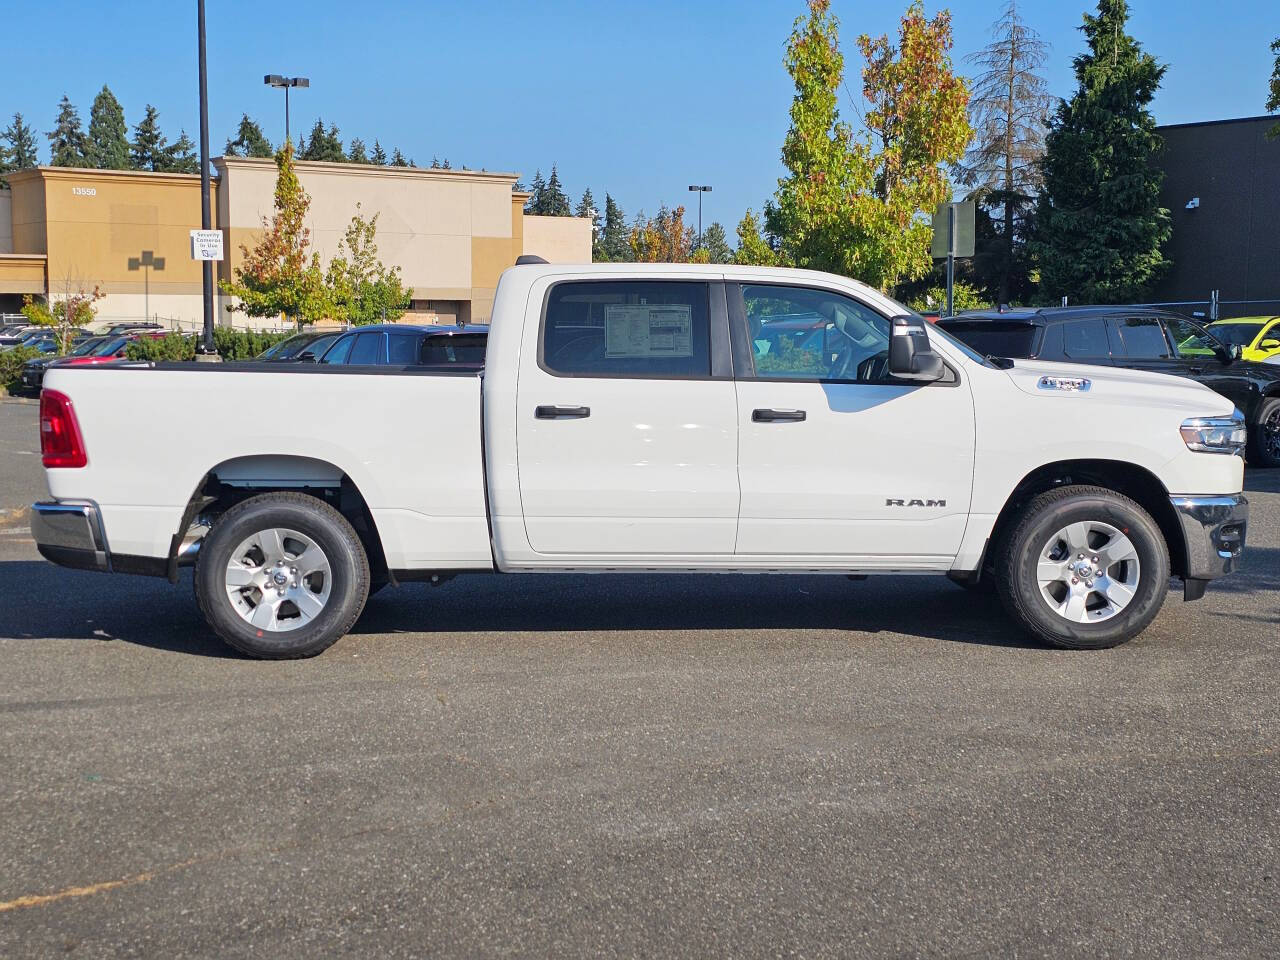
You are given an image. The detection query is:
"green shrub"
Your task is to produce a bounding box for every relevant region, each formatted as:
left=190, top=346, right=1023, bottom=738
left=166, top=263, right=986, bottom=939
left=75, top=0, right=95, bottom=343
left=124, top=329, right=294, bottom=362
left=0, top=346, right=43, bottom=394
left=907, top=282, right=990, bottom=315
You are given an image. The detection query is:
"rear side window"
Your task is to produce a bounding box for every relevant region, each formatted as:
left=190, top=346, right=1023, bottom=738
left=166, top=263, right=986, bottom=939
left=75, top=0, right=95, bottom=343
left=542, top=280, right=711, bottom=378
left=938, top=321, right=1038, bottom=358
left=387, top=332, right=420, bottom=365
left=1063, top=319, right=1111, bottom=358
left=1111, top=317, right=1170, bottom=359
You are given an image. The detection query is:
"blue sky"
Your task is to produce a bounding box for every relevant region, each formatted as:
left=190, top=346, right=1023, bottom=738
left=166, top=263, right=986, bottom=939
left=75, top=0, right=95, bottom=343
left=4, top=1, right=1277, bottom=230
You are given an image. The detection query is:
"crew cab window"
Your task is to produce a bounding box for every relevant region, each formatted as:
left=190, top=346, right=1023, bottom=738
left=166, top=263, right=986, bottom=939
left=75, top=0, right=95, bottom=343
left=542, top=281, right=711, bottom=377
left=1163, top=316, right=1221, bottom=358
left=1110, top=317, right=1170, bottom=359
left=743, top=284, right=891, bottom=380
left=387, top=332, right=420, bottom=365
left=420, top=333, right=487, bottom=365
left=1063, top=319, right=1111, bottom=358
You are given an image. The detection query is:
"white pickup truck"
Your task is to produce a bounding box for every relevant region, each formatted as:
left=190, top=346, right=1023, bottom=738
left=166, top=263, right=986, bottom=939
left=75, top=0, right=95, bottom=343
left=33, top=263, right=1249, bottom=658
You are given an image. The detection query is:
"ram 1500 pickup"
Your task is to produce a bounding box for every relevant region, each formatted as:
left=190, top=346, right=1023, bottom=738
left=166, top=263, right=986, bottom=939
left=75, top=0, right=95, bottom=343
left=32, top=263, right=1249, bottom=657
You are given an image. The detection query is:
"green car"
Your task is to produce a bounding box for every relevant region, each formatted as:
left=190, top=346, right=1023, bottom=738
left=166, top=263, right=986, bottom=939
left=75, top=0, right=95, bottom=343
left=1208, top=316, right=1280, bottom=363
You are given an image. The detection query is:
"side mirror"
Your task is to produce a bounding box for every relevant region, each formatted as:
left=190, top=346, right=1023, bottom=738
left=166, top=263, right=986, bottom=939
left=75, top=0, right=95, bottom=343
left=1259, top=339, right=1280, bottom=352
left=888, top=316, right=945, bottom=382
left=1223, top=343, right=1242, bottom=362
left=296, top=350, right=317, bottom=363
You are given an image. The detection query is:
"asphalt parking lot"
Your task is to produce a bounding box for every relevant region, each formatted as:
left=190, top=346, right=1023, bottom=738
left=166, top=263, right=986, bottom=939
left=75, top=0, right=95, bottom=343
left=0, top=397, right=1276, bottom=958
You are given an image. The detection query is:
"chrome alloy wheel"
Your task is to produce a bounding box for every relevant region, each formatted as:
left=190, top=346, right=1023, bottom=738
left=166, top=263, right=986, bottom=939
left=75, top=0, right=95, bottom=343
left=224, top=527, right=332, bottom=632
left=1036, top=520, right=1141, bottom=623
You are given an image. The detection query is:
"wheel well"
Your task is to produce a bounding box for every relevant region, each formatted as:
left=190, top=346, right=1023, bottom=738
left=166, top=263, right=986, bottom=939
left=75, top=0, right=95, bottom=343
left=169, top=455, right=389, bottom=584
left=986, top=460, right=1187, bottom=579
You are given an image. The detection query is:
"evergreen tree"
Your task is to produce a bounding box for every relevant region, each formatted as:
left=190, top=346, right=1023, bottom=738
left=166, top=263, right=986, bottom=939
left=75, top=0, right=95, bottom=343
left=299, top=119, right=345, bottom=162
left=701, top=222, right=733, bottom=264
left=1, top=113, right=40, bottom=187
left=347, top=137, right=369, bottom=164
left=47, top=95, right=90, bottom=168
left=543, top=164, right=571, bottom=216
left=370, top=140, right=388, bottom=165
left=1033, top=0, right=1170, bottom=303
left=163, top=131, right=199, bottom=173
left=87, top=85, right=130, bottom=169
left=390, top=147, right=408, bottom=167
left=954, top=1, right=1052, bottom=303
left=1266, top=37, right=1279, bottom=139
left=574, top=187, right=603, bottom=257
left=441, top=158, right=451, bottom=169
left=430, top=155, right=441, bottom=168
left=524, top=169, right=547, bottom=214
left=130, top=105, right=169, bottom=171
left=599, top=194, right=631, bottom=261
left=224, top=114, right=273, bottom=158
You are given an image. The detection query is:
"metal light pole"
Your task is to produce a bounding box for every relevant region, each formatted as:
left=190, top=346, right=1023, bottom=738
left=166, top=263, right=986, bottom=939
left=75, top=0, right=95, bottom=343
left=264, top=74, right=310, bottom=144
left=196, top=0, right=216, bottom=357
left=687, top=185, right=712, bottom=250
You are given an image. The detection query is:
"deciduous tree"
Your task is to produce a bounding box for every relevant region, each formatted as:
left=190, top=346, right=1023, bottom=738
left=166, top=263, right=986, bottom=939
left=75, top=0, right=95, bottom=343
left=766, top=0, right=969, bottom=291
left=954, top=1, right=1052, bottom=302
left=325, top=204, right=411, bottom=325
left=733, top=210, right=781, bottom=266
left=47, top=95, right=90, bottom=168
left=628, top=205, right=694, bottom=262
left=1033, top=0, right=1170, bottom=303
left=220, top=142, right=333, bottom=325
left=87, top=85, right=130, bottom=169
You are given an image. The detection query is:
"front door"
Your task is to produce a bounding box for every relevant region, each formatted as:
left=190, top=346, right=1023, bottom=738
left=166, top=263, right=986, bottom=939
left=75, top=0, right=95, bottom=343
left=731, top=282, right=975, bottom=568
left=515, top=276, right=740, bottom=558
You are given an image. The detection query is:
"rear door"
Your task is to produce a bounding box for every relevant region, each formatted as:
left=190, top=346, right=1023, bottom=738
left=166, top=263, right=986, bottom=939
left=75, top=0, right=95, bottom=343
left=514, top=275, right=740, bottom=558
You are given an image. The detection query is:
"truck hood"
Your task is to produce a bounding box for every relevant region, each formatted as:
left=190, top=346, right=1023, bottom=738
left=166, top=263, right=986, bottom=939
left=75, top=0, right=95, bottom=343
left=1002, top=360, right=1236, bottom=418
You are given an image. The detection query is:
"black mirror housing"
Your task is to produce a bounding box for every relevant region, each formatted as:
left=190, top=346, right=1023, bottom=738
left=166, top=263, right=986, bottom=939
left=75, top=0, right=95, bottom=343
left=888, top=316, right=946, bottom=382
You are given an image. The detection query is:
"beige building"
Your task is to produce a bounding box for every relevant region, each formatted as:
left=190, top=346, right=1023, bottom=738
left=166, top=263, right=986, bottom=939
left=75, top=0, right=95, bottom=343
left=0, top=160, right=592, bottom=328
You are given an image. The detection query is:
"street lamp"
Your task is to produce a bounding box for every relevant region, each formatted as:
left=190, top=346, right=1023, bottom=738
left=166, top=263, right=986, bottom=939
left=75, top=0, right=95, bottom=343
left=264, top=74, right=310, bottom=144
left=687, top=185, right=712, bottom=251
left=127, top=250, right=166, bottom=324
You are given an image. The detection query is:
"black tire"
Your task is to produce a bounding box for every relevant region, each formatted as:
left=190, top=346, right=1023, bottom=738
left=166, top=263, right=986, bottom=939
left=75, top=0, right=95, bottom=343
left=195, top=492, right=370, bottom=659
left=994, top=485, right=1170, bottom=650
left=1249, top=397, right=1280, bottom=469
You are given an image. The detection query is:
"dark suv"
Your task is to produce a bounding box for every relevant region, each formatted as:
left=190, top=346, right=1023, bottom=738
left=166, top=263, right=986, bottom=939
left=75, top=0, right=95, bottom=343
left=937, top=306, right=1280, bottom=467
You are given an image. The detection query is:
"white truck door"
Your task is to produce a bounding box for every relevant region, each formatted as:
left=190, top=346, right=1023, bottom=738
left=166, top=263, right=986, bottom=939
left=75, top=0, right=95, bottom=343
left=515, top=276, right=740, bottom=558
left=731, top=282, right=975, bottom=568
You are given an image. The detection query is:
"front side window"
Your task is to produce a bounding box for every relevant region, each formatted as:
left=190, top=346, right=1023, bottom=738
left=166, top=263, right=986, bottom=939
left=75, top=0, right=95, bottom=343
left=542, top=281, right=711, bottom=378
left=348, top=332, right=385, bottom=365
left=1164, top=316, right=1221, bottom=359
left=743, top=284, right=891, bottom=380
left=1111, top=317, right=1170, bottom=359
left=320, top=334, right=355, bottom=364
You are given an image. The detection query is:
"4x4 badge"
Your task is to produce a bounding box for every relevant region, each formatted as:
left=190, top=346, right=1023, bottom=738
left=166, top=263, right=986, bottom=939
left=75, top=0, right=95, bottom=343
left=1038, top=376, right=1091, bottom=392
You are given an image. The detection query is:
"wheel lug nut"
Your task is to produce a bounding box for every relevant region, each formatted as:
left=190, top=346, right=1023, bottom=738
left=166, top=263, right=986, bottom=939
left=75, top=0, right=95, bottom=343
left=1071, top=577, right=1078, bottom=584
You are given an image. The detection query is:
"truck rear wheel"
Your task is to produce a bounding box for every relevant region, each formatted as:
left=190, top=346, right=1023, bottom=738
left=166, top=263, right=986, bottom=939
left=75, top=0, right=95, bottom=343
left=994, top=485, right=1169, bottom=650
left=195, top=492, right=370, bottom=659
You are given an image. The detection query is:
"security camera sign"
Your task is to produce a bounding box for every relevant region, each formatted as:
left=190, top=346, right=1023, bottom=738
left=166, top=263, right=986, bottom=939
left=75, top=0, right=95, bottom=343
left=189, top=229, right=224, bottom=261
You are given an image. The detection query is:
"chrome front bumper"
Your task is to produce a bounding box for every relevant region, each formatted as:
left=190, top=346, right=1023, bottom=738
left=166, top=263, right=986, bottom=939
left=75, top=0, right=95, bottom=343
left=31, top=501, right=110, bottom=573
left=1170, top=494, right=1248, bottom=599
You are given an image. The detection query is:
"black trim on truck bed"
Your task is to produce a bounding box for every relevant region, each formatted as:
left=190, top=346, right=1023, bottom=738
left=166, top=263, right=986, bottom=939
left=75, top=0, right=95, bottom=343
left=49, top=361, right=484, bottom=377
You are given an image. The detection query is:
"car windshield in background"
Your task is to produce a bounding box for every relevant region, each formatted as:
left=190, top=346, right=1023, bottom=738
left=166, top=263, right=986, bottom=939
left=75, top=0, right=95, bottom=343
left=1210, top=323, right=1265, bottom=347
left=69, top=337, right=106, bottom=356
left=89, top=336, right=129, bottom=356
left=258, top=333, right=316, bottom=360
left=939, top=321, right=1038, bottom=358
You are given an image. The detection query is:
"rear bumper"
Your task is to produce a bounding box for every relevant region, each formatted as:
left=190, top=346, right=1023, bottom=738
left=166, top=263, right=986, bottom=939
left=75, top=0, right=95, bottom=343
left=31, top=501, right=110, bottom=573
left=1170, top=494, right=1248, bottom=599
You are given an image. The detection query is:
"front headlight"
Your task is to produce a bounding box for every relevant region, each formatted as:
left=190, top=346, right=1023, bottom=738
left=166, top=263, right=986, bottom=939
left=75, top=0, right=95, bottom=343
left=1180, top=412, right=1247, bottom=456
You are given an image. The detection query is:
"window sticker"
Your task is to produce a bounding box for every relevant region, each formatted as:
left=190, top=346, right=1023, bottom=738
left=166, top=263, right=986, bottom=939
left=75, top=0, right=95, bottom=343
left=604, top=304, right=693, bottom=358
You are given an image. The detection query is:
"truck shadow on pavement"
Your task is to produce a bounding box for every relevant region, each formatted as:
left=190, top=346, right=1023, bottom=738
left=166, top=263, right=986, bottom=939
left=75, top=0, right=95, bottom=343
left=0, top=560, right=1062, bottom=655
left=3, top=554, right=1275, bottom=656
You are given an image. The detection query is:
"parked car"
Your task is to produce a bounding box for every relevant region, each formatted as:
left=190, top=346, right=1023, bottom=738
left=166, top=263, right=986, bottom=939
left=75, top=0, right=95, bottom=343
left=1206, top=316, right=1280, bottom=363
left=937, top=306, right=1280, bottom=468
left=316, top=324, right=489, bottom=367
left=32, top=264, right=1247, bottom=658
left=0, top=326, right=42, bottom=349
left=100, top=321, right=164, bottom=337
left=254, top=330, right=343, bottom=362
left=18, top=336, right=110, bottom=392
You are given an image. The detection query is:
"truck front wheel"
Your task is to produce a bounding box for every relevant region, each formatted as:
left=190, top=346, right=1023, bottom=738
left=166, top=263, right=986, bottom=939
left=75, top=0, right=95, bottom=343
left=194, top=492, right=371, bottom=659
left=995, top=485, right=1169, bottom=650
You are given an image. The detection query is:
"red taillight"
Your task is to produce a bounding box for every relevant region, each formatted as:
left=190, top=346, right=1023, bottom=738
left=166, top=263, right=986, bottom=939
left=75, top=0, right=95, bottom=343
left=40, top=389, right=87, bottom=468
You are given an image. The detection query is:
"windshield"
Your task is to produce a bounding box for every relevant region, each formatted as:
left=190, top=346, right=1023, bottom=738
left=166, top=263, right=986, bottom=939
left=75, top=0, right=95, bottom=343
left=70, top=337, right=105, bottom=356
left=90, top=337, right=129, bottom=356
left=1210, top=322, right=1265, bottom=348
left=258, top=333, right=311, bottom=359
